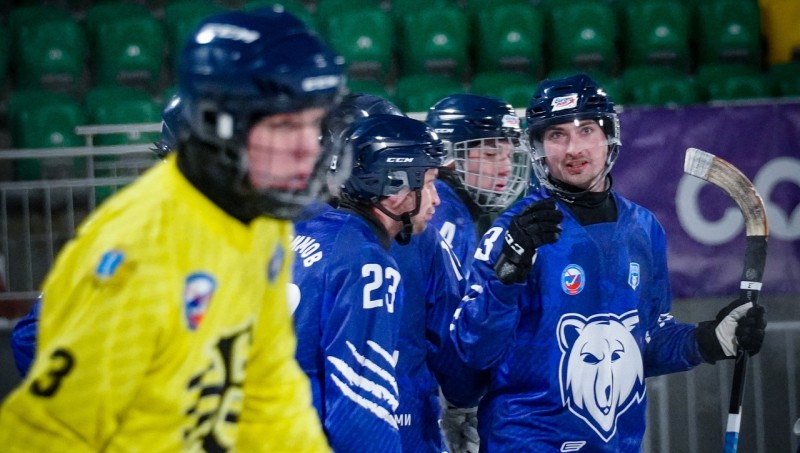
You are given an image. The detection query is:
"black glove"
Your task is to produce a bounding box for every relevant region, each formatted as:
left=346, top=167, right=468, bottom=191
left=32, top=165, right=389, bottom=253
left=695, top=299, right=767, bottom=364
left=494, top=198, right=563, bottom=284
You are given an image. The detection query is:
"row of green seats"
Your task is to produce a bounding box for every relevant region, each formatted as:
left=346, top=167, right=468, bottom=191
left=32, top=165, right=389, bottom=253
left=315, top=0, right=763, bottom=82
left=8, top=62, right=797, bottom=154
left=349, top=62, right=800, bottom=113
left=1, top=0, right=288, bottom=91
left=6, top=84, right=163, bottom=182
left=8, top=85, right=162, bottom=149
left=0, top=0, right=767, bottom=91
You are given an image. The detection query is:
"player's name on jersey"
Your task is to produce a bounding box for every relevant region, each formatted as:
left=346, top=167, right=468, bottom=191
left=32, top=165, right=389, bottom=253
left=290, top=234, right=323, bottom=268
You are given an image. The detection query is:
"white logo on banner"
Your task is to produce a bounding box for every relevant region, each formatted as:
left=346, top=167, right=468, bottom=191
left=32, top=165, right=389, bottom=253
left=676, top=156, right=800, bottom=244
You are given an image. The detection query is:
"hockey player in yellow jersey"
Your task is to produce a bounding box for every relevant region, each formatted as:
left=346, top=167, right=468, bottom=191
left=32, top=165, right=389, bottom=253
left=0, top=8, right=347, bottom=452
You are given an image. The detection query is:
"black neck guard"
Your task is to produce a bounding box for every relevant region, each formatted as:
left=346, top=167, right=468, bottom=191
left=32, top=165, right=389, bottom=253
left=549, top=175, right=617, bottom=226
left=177, top=139, right=261, bottom=224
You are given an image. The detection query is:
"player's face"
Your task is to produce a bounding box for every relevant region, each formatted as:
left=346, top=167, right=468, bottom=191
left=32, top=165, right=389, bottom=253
left=465, top=138, right=514, bottom=192
left=246, top=107, right=328, bottom=191
left=411, top=169, right=440, bottom=234
left=541, top=119, right=608, bottom=192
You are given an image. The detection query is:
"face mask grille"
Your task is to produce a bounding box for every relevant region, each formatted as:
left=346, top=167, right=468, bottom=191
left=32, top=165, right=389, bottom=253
left=451, top=137, right=531, bottom=211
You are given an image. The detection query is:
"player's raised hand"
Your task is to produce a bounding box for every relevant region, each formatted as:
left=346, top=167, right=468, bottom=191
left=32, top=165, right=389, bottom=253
left=494, top=198, right=563, bottom=284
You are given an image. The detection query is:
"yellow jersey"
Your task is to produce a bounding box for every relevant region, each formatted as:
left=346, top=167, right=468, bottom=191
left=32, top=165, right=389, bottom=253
left=0, top=156, right=330, bottom=453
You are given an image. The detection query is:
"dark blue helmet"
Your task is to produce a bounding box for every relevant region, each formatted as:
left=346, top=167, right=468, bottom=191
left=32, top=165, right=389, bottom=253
left=322, top=93, right=405, bottom=153
left=425, top=94, right=530, bottom=212
left=180, top=8, right=345, bottom=147
left=322, top=93, right=405, bottom=193
left=526, top=73, right=620, bottom=195
left=341, top=114, right=445, bottom=202
left=176, top=7, right=346, bottom=220
left=426, top=93, right=521, bottom=144
left=153, top=94, right=185, bottom=158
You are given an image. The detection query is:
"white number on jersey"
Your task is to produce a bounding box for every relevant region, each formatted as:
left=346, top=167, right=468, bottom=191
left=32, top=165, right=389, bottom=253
left=439, top=221, right=456, bottom=246
left=474, top=226, right=504, bottom=262
left=362, top=263, right=401, bottom=313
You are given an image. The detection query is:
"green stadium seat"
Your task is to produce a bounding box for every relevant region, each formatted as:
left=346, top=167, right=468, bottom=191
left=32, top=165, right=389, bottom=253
left=398, top=6, right=469, bottom=78
left=325, top=9, right=395, bottom=82
left=242, top=1, right=316, bottom=30
left=696, top=64, right=773, bottom=101
left=470, top=71, right=536, bottom=109
left=86, top=2, right=164, bottom=87
left=316, top=0, right=382, bottom=28
left=83, top=84, right=160, bottom=202
left=164, top=0, right=227, bottom=73
left=14, top=16, right=87, bottom=90
left=474, top=4, right=544, bottom=75
left=696, top=0, right=762, bottom=67
left=84, top=86, right=161, bottom=146
left=8, top=89, right=86, bottom=180
left=9, top=89, right=86, bottom=148
left=546, top=1, right=619, bottom=75
left=393, top=74, right=464, bottom=113
left=767, top=61, right=800, bottom=97
left=620, top=66, right=700, bottom=106
left=8, top=5, right=72, bottom=53
left=85, top=1, right=151, bottom=36
left=621, top=0, right=691, bottom=71
left=8, top=5, right=74, bottom=87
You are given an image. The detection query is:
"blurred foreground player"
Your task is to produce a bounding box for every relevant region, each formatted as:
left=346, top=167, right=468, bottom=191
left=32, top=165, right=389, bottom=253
left=0, top=9, right=344, bottom=452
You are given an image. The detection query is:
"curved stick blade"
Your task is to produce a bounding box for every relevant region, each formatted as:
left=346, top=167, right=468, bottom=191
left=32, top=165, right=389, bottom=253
left=684, top=148, right=769, bottom=237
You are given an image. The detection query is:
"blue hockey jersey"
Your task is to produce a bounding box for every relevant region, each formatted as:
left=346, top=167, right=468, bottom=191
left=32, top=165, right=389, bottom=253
left=389, top=226, right=458, bottom=452
left=10, top=295, right=41, bottom=377
left=451, top=190, right=708, bottom=452
left=390, top=221, right=491, bottom=452
left=430, top=180, right=478, bottom=274
left=292, top=208, right=404, bottom=452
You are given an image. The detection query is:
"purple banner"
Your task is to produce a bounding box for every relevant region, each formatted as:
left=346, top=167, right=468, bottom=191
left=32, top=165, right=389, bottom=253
left=613, top=102, right=800, bottom=298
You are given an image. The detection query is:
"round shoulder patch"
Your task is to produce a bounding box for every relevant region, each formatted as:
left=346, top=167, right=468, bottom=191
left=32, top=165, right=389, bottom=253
left=561, top=264, right=585, bottom=295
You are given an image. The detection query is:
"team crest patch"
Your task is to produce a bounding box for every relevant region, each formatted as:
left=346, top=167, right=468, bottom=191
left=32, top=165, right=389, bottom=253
left=95, top=250, right=124, bottom=279
left=501, top=114, right=520, bottom=128
left=561, top=264, right=585, bottom=295
left=628, top=263, right=640, bottom=290
left=184, top=272, right=216, bottom=331
left=268, top=244, right=285, bottom=283
left=551, top=93, right=579, bottom=112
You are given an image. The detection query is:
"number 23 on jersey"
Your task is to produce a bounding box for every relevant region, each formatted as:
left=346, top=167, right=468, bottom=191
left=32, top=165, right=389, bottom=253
left=362, top=263, right=400, bottom=313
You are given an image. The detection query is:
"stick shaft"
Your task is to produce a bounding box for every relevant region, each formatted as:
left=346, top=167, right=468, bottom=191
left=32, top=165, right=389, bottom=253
left=724, top=235, right=768, bottom=452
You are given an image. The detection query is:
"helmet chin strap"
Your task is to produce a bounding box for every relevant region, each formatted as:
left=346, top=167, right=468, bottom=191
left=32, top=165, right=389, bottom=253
left=372, top=190, right=421, bottom=245
left=395, top=212, right=414, bottom=245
